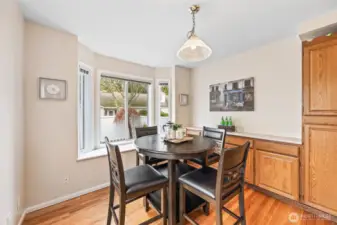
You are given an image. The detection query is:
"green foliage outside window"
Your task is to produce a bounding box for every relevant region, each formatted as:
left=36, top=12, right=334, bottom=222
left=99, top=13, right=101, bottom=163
left=160, top=111, right=169, bottom=117
left=161, top=86, right=169, bottom=96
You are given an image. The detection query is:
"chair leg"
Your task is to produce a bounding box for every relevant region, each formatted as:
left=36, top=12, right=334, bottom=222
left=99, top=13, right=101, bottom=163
left=239, top=186, right=246, bottom=225
left=202, top=203, right=210, bottom=216
left=215, top=201, right=223, bottom=225
left=161, top=187, right=167, bottom=225
left=107, top=207, right=112, bottom=225
left=107, top=186, right=115, bottom=225
left=118, top=197, right=126, bottom=225
left=143, top=195, right=149, bottom=212
left=136, top=153, right=140, bottom=166
left=179, top=184, right=186, bottom=225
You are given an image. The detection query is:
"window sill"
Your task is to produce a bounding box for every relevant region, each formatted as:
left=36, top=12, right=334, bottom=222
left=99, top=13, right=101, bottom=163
left=77, top=141, right=137, bottom=161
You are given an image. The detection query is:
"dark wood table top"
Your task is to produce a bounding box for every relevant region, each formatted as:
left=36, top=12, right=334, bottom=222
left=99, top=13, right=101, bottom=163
left=135, top=134, right=217, bottom=160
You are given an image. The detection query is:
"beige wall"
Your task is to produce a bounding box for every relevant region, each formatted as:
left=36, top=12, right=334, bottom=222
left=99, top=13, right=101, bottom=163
left=24, top=22, right=147, bottom=208
left=0, top=0, right=25, bottom=224
left=191, top=37, right=302, bottom=138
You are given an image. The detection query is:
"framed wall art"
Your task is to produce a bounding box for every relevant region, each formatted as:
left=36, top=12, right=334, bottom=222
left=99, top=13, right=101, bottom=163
left=209, top=77, right=254, bottom=111
left=39, top=77, right=67, bottom=100
left=179, top=94, right=188, bottom=106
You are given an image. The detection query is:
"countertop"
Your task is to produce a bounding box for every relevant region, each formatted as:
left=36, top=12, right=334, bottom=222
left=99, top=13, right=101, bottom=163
left=185, top=126, right=302, bottom=145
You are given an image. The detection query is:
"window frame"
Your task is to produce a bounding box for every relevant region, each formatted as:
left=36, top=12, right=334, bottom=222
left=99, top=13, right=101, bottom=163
left=77, top=62, right=94, bottom=154
left=95, top=70, right=154, bottom=148
left=155, top=79, right=171, bottom=133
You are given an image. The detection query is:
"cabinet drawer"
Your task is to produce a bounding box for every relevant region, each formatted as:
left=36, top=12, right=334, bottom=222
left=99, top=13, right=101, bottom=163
left=224, top=143, right=238, bottom=149
left=255, top=150, right=299, bottom=200
left=255, top=140, right=299, bottom=157
left=226, top=136, right=254, bottom=148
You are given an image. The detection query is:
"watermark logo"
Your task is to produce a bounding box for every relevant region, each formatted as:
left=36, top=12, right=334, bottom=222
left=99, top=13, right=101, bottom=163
left=288, top=212, right=300, bottom=223
left=288, top=212, right=331, bottom=223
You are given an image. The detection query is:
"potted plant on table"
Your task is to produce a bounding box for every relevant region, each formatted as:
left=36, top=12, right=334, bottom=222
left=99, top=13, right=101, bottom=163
left=173, top=123, right=183, bottom=139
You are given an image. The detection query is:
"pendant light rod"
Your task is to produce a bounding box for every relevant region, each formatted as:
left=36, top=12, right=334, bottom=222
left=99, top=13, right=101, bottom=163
left=188, top=5, right=200, bottom=38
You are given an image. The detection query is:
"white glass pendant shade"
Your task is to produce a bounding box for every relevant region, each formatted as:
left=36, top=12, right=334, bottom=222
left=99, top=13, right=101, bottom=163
left=177, top=34, right=212, bottom=62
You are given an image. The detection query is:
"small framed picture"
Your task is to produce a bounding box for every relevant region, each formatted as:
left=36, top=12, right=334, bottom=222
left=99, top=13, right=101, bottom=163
left=39, top=77, right=67, bottom=100
left=179, top=94, right=188, bottom=106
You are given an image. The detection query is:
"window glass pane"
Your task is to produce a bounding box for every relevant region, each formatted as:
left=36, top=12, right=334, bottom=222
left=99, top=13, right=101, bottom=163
left=79, top=73, right=85, bottom=150
left=100, top=77, right=128, bottom=142
left=159, top=83, right=169, bottom=130
left=128, top=81, right=149, bottom=139
left=79, top=68, right=90, bottom=150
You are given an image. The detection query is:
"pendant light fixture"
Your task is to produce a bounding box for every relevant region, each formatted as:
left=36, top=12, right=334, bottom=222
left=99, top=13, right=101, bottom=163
left=177, top=5, right=212, bottom=62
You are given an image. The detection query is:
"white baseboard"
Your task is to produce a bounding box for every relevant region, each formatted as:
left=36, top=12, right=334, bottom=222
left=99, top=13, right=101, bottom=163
left=25, top=182, right=110, bottom=214
left=18, top=209, right=27, bottom=225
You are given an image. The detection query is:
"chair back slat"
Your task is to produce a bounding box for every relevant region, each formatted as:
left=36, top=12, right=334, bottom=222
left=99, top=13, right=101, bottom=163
left=216, top=142, right=250, bottom=199
left=135, top=126, right=158, bottom=138
left=105, top=137, right=125, bottom=194
left=203, top=126, right=226, bottom=154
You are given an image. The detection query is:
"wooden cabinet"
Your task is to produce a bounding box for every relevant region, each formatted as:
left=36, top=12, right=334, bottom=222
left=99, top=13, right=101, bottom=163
left=226, top=136, right=254, bottom=148
left=303, top=38, right=337, bottom=116
left=245, top=149, right=254, bottom=184
left=255, top=150, right=299, bottom=200
left=303, top=124, right=337, bottom=215
left=303, top=36, right=337, bottom=216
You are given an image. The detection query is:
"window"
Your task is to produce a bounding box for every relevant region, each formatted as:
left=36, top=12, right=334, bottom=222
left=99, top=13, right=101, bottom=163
left=78, top=67, right=154, bottom=156
left=78, top=64, right=93, bottom=152
left=100, top=75, right=151, bottom=143
left=157, top=81, right=170, bottom=132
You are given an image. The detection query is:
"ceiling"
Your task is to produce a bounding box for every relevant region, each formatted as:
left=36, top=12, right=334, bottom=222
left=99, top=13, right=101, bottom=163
left=19, top=0, right=337, bottom=67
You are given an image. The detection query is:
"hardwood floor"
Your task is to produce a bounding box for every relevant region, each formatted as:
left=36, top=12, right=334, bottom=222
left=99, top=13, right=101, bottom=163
left=23, top=186, right=336, bottom=225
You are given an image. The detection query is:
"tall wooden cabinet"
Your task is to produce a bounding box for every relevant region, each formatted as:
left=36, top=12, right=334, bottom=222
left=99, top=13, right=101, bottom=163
left=303, top=35, right=337, bottom=216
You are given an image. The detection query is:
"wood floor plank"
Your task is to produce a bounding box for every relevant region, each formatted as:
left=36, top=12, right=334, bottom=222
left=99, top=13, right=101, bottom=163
left=22, top=186, right=335, bottom=225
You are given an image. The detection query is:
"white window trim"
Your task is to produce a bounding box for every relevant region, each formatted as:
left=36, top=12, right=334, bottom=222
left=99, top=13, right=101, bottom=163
left=77, top=141, right=138, bottom=161
left=155, top=79, right=171, bottom=133
left=77, top=68, right=155, bottom=161
left=77, top=62, right=94, bottom=156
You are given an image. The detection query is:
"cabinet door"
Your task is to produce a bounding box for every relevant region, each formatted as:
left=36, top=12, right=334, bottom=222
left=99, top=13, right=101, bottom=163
left=303, top=39, right=337, bottom=116
left=304, top=124, right=337, bottom=215
left=245, top=149, right=254, bottom=184
left=255, top=150, right=299, bottom=200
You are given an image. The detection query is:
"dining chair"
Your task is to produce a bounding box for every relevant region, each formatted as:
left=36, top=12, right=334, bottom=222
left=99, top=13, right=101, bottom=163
left=135, top=126, right=168, bottom=212
left=105, top=137, right=168, bottom=225
left=135, top=126, right=167, bottom=166
left=188, top=126, right=226, bottom=167
left=179, top=142, right=250, bottom=225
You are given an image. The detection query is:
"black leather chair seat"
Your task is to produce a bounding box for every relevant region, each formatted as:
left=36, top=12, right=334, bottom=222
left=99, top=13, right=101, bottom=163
left=124, top=165, right=168, bottom=195
left=147, top=162, right=206, bottom=221
left=190, top=152, right=220, bottom=165
left=179, top=167, right=219, bottom=199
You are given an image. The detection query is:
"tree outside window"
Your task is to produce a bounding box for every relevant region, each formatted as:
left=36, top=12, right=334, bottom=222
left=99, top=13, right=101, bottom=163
left=100, top=77, right=149, bottom=139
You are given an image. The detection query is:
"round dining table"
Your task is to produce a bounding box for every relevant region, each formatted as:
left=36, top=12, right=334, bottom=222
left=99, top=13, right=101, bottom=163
left=135, top=134, right=216, bottom=225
